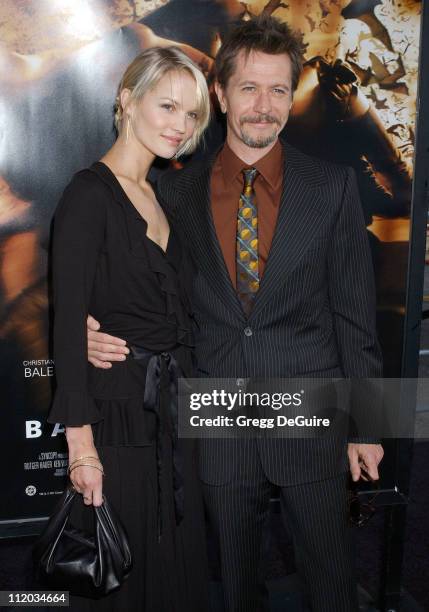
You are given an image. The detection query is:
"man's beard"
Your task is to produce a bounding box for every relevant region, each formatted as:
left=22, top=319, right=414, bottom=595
left=239, top=114, right=280, bottom=148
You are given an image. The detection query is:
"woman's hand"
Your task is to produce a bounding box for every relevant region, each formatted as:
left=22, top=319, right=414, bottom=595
left=66, top=425, right=104, bottom=507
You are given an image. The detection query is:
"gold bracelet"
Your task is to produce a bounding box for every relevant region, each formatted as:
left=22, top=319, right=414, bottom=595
left=67, top=456, right=101, bottom=474
left=68, top=455, right=100, bottom=469
left=69, top=463, right=105, bottom=476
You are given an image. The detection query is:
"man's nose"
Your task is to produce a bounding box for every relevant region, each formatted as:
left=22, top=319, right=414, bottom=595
left=253, top=91, right=272, bottom=114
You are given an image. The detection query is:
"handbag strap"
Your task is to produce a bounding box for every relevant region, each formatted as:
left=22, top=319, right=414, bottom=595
left=95, top=496, right=132, bottom=567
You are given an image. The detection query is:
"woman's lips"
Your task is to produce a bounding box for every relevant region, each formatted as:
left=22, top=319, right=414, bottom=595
left=162, top=135, right=182, bottom=146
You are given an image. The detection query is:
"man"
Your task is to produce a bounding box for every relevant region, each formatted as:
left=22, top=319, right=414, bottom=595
left=86, top=15, right=383, bottom=612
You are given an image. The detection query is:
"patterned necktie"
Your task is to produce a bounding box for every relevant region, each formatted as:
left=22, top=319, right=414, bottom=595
left=236, top=167, right=259, bottom=316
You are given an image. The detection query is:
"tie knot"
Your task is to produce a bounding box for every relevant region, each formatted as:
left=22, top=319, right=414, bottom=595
left=242, top=167, right=258, bottom=189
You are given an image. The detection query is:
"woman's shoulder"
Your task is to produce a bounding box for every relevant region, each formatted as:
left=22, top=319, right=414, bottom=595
left=55, top=164, right=113, bottom=222
left=65, top=164, right=112, bottom=198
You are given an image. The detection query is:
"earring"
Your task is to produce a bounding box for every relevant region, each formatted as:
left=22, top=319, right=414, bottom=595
left=126, top=116, right=130, bottom=144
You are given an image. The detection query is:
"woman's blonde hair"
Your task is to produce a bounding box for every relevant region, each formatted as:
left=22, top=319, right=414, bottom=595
left=114, top=47, right=210, bottom=157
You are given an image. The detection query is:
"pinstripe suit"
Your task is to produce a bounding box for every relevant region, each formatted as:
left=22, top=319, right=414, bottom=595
left=158, top=139, right=382, bottom=611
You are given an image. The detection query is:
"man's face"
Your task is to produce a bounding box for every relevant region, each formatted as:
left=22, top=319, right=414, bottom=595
left=215, top=50, right=293, bottom=152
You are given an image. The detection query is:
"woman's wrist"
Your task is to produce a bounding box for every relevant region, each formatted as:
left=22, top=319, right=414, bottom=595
left=65, top=424, right=96, bottom=455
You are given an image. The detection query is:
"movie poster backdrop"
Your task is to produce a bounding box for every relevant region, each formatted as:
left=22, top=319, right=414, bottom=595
left=0, top=0, right=422, bottom=523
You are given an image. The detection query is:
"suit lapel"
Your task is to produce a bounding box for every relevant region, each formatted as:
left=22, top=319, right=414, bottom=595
left=183, top=161, right=245, bottom=320
left=251, top=141, right=329, bottom=319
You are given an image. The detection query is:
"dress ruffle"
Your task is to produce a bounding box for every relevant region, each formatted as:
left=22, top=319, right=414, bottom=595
left=87, top=352, right=186, bottom=447
left=143, top=232, right=194, bottom=348
left=47, top=389, right=103, bottom=426
left=90, top=396, right=156, bottom=447
left=88, top=162, right=195, bottom=350
left=123, top=201, right=194, bottom=348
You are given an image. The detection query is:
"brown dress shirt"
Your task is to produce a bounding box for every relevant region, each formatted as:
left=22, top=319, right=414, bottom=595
left=210, top=139, right=284, bottom=289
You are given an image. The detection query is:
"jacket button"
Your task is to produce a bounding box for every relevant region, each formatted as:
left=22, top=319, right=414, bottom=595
left=244, top=327, right=253, bottom=337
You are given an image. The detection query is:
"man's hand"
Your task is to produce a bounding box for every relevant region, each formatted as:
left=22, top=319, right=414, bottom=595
left=347, top=443, right=384, bottom=482
left=87, top=315, right=129, bottom=369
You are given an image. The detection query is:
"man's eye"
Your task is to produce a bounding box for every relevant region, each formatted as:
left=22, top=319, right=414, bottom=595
left=242, top=86, right=255, bottom=92
left=273, top=88, right=286, bottom=95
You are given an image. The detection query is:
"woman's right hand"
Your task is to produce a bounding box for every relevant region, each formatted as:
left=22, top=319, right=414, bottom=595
left=66, top=425, right=104, bottom=507
left=69, top=462, right=104, bottom=507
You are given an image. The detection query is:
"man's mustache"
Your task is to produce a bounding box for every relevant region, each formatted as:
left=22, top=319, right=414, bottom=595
left=240, top=114, right=280, bottom=125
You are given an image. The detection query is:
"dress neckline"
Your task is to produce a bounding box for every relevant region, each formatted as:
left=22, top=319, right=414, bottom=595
left=93, top=161, right=171, bottom=256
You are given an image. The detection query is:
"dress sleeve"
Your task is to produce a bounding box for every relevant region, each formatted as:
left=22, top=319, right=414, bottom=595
left=47, top=172, right=106, bottom=426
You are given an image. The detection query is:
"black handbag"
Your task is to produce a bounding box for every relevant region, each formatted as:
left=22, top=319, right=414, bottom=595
left=33, top=483, right=132, bottom=598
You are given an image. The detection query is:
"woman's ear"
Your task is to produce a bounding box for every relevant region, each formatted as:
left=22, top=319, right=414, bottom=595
left=120, top=88, right=133, bottom=118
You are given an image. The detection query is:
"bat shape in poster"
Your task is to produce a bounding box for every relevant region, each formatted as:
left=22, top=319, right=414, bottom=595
left=368, top=87, right=388, bottom=109
left=369, top=52, right=409, bottom=94
left=344, top=53, right=409, bottom=95
left=341, top=0, right=394, bottom=52
left=386, top=123, right=406, bottom=138
left=262, top=0, right=290, bottom=15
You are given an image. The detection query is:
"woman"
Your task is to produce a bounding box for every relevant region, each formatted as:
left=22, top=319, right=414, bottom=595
left=46, top=47, right=210, bottom=611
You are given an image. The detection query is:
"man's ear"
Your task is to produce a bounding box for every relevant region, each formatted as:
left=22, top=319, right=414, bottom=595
left=214, top=81, right=227, bottom=114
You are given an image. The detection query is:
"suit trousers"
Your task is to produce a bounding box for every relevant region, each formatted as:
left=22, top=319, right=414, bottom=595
left=202, top=439, right=359, bottom=612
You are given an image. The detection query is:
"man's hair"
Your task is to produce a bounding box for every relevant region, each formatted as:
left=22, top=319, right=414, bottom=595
left=215, top=15, right=304, bottom=93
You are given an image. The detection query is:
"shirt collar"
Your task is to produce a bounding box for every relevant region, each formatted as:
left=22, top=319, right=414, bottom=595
left=219, top=138, right=283, bottom=189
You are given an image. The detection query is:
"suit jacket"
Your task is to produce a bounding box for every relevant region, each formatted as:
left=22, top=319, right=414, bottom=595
left=157, top=139, right=383, bottom=486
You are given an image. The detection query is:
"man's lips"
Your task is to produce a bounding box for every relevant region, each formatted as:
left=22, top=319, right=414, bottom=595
left=241, top=118, right=278, bottom=128
left=247, top=122, right=275, bottom=128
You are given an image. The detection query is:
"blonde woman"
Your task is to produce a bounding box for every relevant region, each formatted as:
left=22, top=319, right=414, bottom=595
left=47, top=47, right=210, bottom=611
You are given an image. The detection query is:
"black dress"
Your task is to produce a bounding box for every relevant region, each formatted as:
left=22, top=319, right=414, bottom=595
left=47, top=162, right=208, bottom=611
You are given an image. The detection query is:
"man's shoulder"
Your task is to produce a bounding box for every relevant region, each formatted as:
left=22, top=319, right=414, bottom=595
left=157, top=156, right=213, bottom=200
left=282, top=139, right=350, bottom=187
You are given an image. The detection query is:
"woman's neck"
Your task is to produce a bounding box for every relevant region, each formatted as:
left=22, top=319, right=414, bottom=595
left=100, top=137, right=154, bottom=186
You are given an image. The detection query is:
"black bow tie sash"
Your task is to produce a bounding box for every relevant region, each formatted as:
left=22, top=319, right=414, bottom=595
left=129, top=345, right=184, bottom=542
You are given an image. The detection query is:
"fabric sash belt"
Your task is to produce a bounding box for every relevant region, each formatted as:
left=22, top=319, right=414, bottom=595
left=128, top=345, right=184, bottom=541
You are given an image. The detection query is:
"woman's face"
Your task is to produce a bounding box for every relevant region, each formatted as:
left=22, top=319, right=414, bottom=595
left=124, top=70, right=200, bottom=159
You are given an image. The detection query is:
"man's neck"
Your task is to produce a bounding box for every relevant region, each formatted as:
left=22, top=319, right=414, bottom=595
left=226, top=134, right=279, bottom=165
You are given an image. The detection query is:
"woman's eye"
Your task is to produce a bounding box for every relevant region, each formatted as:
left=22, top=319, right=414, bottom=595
left=161, top=103, right=174, bottom=111
left=187, top=112, right=198, bottom=120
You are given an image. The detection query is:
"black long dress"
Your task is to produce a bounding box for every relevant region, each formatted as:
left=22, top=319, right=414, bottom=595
left=47, top=161, right=208, bottom=611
